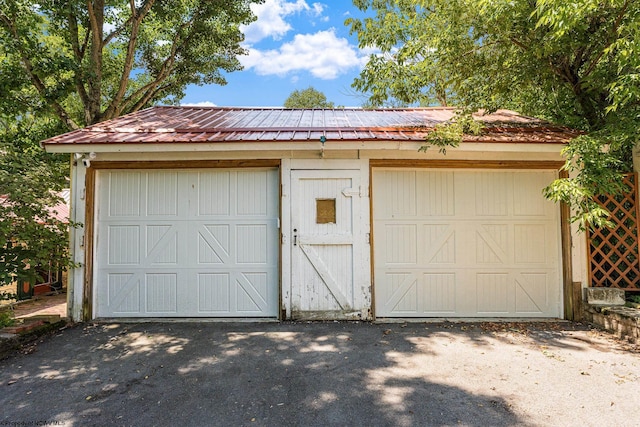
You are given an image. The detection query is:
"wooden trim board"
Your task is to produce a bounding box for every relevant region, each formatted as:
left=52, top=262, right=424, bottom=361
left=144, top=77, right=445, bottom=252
left=89, top=160, right=280, bottom=169
left=369, top=159, right=565, bottom=169
left=559, top=169, right=574, bottom=320
left=83, top=167, right=96, bottom=321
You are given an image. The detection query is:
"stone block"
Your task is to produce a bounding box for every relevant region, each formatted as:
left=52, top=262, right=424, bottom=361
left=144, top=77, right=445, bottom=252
left=586, top=287, right=626, bottom=306
left=1, top=320, right=45, bottom=335
left=25, top=314, right=61, bottom=323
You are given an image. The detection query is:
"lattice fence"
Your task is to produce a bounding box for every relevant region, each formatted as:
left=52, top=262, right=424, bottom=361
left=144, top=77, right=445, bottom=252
left=587, top=173, right=640, bottom=290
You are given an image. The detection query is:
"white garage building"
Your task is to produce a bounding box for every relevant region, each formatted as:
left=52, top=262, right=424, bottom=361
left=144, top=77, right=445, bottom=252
left=42, top=107, right=586, bottom=321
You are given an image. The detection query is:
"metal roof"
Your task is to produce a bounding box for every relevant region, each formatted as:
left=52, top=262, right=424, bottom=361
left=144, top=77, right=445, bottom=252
left=41, top=106, right=578, bottom=147
left=1, top=189, right=70, bottom=224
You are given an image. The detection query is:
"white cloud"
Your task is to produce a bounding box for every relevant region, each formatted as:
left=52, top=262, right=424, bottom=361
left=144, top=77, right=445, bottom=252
left=181, top=101, right=217, bottom=107
left=241, top=0, right=327, bottom=43
left=241, top=29, right=370, bottom=80
left=311, top=2, right=325, bottom=16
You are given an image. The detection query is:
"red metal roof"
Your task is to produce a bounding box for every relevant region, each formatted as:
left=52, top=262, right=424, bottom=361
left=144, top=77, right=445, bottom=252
left=41, top=107, right=578, bottom=147
left=1, top=189, right=70, bottom=224
left=46, top=189, right=70, bottom=223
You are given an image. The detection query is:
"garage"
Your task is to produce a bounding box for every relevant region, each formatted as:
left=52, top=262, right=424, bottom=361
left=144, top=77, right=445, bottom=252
left=373, top=168, right=562, bottom=318
left=94, top=168, right=280, bottom=318
left=41, top=106, right=582, bottom=321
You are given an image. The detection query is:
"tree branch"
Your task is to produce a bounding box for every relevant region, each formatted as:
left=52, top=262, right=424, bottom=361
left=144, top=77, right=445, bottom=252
left=129, top=82, right=173, bottom=113
left=67, top=6, right=89, bottom=109
left=113, top=52, right=176, bottom=117
left=85, top=0, right=105, bottom=124
left=103, top=0, right=157, bottom=120
left=0, top=11, right=79, bottom=130
left=80, top=25, right=90, bottom=58
left=582, top=0, right=631, bottom=80
left=67, top=8, right=82, bottom=60
left=509, top=37, right=529, bottom=52
left=103, top=0, right=156, bottom=46
left=110, top=18, right=190, bottom=118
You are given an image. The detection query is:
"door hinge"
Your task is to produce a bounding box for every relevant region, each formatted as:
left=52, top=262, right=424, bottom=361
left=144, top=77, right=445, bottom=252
left=366, top=233, right=370, bottom=244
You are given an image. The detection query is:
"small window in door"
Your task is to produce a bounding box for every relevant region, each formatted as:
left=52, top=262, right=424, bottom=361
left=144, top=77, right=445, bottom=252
left=316, top=198, right=336, bottom=224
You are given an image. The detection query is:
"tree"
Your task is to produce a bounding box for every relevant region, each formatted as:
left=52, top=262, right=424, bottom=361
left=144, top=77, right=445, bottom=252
left=0, top=0, right=260, bottom=127
left=347, top=0, right=640, bottom=227
left=0, top=1, right=260, bottom=295
left=284, top=87, right=335, bottom=108
left=0, top=116, right=71, bottom=295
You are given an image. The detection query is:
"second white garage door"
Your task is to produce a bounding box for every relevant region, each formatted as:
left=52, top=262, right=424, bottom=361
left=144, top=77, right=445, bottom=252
left=94, top=168, right=279, bottom=318
left=373, top=169, right=562, bottom=318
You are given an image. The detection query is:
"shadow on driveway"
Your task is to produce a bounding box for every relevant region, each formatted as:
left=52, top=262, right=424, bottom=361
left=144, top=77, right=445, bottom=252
left=0, top=321, right=637, bottom=426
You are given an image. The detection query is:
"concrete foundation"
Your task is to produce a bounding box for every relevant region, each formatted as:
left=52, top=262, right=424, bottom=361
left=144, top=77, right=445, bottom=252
left=585, top=287, right=626, bottom=306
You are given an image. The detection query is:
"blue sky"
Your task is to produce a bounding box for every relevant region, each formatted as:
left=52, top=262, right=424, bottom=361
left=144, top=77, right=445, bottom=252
left=181, top=0, right=373, bottom=108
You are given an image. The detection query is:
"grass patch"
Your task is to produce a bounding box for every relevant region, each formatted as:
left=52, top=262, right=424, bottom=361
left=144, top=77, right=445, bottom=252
left=628, top=294, right=640, bottom=304
left=0, top=310, right=15, bottom=328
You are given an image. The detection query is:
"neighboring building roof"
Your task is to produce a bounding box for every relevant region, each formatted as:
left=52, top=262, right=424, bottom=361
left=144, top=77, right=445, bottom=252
left=46, top=189, right=70, bottom=223
left=41, top=107, right=578, bottom=148
left=1, top=189, right=70, bottom=224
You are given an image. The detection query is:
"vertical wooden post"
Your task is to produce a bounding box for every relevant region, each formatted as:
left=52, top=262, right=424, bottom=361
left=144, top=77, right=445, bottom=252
left=572, top=281, right=583, bottom=321
left=82, top=167, right=96, bottom=321
left=559, top=170, right=575, bottom=320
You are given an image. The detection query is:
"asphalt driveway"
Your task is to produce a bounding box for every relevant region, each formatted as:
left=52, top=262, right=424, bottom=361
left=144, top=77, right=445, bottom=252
left=0, top=321, right=638, bottom=427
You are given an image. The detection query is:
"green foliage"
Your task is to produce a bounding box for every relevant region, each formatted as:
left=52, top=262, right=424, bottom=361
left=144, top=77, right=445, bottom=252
left=348, top=0, right=640, bottom=225
left=420, top=113, right=484, bottom=154
left=0, top=291, right=16, bottom=302
left=0, top=114, right=73, bottom=293
left=0, top=1, right=260, bottom=299
left=284, top=87, right=336, bottom=109
left=0, top=310, right=15, bottom=328
left=543, top=130, right=631, bottom=230
left=0, top=0, right=261, bottom=127
left=629, top=294, right=640, bottom=304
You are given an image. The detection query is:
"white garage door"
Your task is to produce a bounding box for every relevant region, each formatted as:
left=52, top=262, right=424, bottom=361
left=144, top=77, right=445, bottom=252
left=373, top=169, right=562, bottom=318
left=94, top=169, right=279, bottom=318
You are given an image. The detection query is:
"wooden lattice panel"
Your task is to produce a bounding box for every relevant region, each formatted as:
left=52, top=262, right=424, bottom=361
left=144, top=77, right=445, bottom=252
left=587, top=173, right=640, bottom=290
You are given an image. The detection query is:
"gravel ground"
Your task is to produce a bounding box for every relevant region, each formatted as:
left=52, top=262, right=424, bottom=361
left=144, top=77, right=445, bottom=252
left=0, top=321, right=638, bottom=427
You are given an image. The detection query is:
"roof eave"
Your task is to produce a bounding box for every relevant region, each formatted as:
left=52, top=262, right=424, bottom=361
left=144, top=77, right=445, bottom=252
left=42, top=139, right=568, bottom=155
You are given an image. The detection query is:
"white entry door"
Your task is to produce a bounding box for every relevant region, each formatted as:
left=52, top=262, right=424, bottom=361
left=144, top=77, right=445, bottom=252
left=290, top=170, right=369, bottom=319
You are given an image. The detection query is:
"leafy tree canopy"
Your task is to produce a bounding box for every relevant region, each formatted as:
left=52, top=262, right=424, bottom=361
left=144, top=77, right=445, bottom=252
left=347, top=0, right=640, bottom=227
left=0, top=115, right=71, bottom=292
left=0, top=0, right=260, bottom=128
left=284, top=87, right=336, bottom=108
left=0, top=0, right=260, bottom=292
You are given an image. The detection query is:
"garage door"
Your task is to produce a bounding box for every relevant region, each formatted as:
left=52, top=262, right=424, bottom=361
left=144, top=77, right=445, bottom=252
left=373, top=169, right=562, bottom=318
left=94, top=169, right=279, bottom=318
